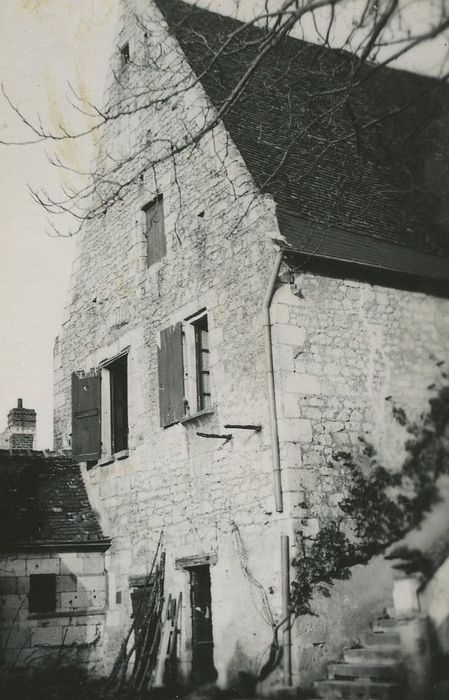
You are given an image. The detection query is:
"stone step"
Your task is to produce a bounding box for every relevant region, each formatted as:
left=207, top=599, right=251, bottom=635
left=327, top=661, right=403, bottom=682
left=360, top=632, right=401, bottom=647
left=371, top=619, right=399, bottom=633
left=344, top=646, right=402, bottom=664
left=314, top=679, right=402, bottom=699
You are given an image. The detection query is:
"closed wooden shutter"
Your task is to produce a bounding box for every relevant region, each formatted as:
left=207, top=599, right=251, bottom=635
left=145, top=196, right=166, bottom=266
left=158, top=323, right=184, bottom=427
left=71, top=371, right=101, bottom=461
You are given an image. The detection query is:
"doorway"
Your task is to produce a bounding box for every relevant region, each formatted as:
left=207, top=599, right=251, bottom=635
left=189, top=565, right=217, bottom=685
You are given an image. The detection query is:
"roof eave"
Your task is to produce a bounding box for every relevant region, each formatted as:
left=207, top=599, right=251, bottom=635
left=0, top=539, right=112, bottom=554
left=276, top=209, right=449, bottom=291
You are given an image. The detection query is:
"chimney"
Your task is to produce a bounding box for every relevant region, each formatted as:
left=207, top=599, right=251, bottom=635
left=7, top=399, right=36, bottom=450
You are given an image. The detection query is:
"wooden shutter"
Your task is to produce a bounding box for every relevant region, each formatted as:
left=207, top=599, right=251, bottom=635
left=158, top=323, right=184, bottom=427
left=145, top=196, right=166, bottom=266
left=72, top=371, right=101, bottom=461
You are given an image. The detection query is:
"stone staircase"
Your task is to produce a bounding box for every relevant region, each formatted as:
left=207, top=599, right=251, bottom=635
left=313, top=616, right=406, bottom=699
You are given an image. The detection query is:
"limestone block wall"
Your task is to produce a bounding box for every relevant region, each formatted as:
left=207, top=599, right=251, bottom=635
left=53, top=0, right=291, bottom=689
left=270, top=272, right=449, bottom=686
left=0, top=551, right=107, bottom=673
left=52, top=0, right=449, bottom=690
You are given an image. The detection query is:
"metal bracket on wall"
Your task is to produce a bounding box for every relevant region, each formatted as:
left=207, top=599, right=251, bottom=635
left=223, top=424, right=262, bottom=431
left=196, top=432, right=232, bottom=442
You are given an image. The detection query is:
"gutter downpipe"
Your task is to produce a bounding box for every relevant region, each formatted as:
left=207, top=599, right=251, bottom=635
left=263, top=248, right=284, bottom=513
left=281, top=534, right=292, bottom=687
left=263, top=250, right=293, bottom=685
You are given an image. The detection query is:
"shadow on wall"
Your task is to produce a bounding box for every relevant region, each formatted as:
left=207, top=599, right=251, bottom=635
left=223, top=641, right=260, bottom=698
left=293, top=554, right=395, bottom=690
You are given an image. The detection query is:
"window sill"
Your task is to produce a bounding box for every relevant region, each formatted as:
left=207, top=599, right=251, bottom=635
left=180, top=409, right=215, bottom=425
left=97, top=450, right=129, bottom=467
left=28, top=608, right=106, bottom=621
left=97, top=456, right=114, bottom=467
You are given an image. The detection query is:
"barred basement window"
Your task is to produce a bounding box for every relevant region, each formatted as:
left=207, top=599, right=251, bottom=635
left=29, top=574, right=56, bottom=614
left=143, top=195, right=166, bottom=267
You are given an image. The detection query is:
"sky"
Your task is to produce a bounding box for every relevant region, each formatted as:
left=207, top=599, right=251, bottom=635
left=0, top=0, right=447, bottom=448
left=0, top=0, right=119, bottom=448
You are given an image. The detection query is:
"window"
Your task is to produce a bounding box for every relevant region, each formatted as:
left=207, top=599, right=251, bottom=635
left=143, top=195, right=166, bottom=267
left=193, top=315, right=211, bottom=412
left=120, top=42, right=130, bottom=65
left=71, top=352, right=129, bottom=463
left=158, top=312, right=211, bottom=427
left=105, top=354, right=129, bottom=454
left=29, top=574, right=56, bottom=614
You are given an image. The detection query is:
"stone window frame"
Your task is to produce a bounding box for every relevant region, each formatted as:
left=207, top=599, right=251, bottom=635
left=141, top=194, right=167, bottom=268
left=158, top=307, right=215, bottom=428
left=99, top=348, right=130, bottom=462
left=182, top=309, right=211, bottom=417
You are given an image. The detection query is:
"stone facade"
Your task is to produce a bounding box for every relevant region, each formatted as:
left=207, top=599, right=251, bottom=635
left=0, top=551, right=107, bottom=673
left=270, top=273, right=449, bottom=684
left=52, top=0, right=449, bottom=692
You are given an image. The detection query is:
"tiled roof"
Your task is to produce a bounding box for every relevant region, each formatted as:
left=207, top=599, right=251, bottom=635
left=0, top=451, right=109, bottom=551
left=156, top=0, right=449, bottom=282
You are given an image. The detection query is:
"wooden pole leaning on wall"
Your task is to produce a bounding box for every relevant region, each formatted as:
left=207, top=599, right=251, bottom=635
left=281, top=534, right=292, bottom=686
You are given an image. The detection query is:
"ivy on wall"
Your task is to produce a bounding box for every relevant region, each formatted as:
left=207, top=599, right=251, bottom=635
left=290, top=380, right=449, bottom=616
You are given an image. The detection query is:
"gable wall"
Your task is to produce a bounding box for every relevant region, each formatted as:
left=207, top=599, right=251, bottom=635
left=52, top=0, right=449, bottom=691
left=53, top=0, right=291, bottom=689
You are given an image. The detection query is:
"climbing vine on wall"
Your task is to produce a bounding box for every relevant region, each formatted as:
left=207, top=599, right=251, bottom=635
left=290, top=379, right=449, bottom=617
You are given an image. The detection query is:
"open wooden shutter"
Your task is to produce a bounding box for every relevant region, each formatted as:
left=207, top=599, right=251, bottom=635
left=158, top=323, right=184, bottom=427
left=72, top=371, right=101, bottom=461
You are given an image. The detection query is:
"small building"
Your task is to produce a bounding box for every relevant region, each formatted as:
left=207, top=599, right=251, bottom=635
left=0, top=401, right=110, bottom=674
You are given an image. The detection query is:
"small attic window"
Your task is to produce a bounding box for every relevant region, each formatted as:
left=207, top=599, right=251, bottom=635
left=120, top=42, right=130, bottom=65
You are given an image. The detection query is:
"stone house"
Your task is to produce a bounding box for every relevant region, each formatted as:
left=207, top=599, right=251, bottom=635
left=53, top=0, right=449, bottom=694
left=0, top=402, right=110, bottom=673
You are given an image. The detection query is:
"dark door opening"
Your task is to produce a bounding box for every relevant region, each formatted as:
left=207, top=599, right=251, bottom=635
left=189, top=565, right=217, bottom=686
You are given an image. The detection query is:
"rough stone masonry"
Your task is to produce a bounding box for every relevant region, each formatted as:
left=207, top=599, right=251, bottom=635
left=53, top=0, right=449, bottom=691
